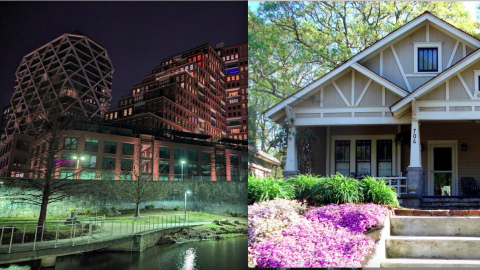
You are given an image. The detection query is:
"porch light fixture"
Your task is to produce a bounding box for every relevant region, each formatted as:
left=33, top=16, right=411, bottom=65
left=462, top=143, right=467, bottom=151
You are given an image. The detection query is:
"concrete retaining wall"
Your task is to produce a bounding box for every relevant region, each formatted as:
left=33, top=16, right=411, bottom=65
left=0, top=180, right=247, bottom=217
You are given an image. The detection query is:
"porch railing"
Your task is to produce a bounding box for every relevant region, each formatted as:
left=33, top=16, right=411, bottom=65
left=382, top=176, right=408, bottom=195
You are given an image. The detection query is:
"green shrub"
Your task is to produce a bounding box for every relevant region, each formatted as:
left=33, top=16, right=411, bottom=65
left=360, top=176, right=399, bottom=206
left=174, top=205, right=180, bottom=211
left=286, top=174, right=324, bottom=203
left=83, top=208, right=90, bottom=215
left=316, top=173, right=363, bottom=204
left=248, top=175, right=295, bottom=204
left=69, top=207, right=76, bottom=212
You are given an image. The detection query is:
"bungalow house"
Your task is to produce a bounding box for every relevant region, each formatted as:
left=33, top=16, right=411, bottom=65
left=264, top=12, right=480, bottom=208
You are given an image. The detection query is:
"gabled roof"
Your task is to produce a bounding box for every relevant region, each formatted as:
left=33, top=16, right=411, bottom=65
left=264, top=12, right=480, bottom=119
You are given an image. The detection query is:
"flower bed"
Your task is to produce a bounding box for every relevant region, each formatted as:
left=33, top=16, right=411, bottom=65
left=248, top=199, right=388, bottom=268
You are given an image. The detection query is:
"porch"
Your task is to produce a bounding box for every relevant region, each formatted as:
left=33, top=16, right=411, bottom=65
left=286, top=121, right=480, bottom=207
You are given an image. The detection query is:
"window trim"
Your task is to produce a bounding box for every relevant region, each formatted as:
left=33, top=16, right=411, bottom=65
left=356, top=140, right=372, bottom=176
left=474, top=70, right=480, bottom=97
left=413, top=42, right=442, bottom=74
left=335, top=140, right=350, bottom=176
left=330, top=135, right=398, bottom=177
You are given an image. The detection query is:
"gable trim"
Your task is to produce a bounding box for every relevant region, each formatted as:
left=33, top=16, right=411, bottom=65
left=265, top=12, right=480, bottom=119
left=391, top=48, right=480, bottom=112
left=351, top=63, right=409, bottom=97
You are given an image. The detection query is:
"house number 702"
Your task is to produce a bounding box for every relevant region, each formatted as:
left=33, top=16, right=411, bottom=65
left=412, top=129, right=417, bottom=144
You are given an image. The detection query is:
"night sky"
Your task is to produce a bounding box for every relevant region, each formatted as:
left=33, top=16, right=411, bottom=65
left=0, top=1, right=247, bottom=109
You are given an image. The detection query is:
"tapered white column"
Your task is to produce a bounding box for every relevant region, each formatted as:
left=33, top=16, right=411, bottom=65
left=409, top=119, right=421, bottom=167
left=285, top=126, right=298, bottom=171
left=283, top=126, right=299, bottom=178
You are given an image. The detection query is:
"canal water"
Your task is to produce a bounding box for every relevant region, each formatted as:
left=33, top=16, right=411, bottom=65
left=2, top=236, right=248, bottom=270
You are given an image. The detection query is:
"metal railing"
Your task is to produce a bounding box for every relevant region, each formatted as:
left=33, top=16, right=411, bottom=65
left=0, top=214, right=188, bottom=254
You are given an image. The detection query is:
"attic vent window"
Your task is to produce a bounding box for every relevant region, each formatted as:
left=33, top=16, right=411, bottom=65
left=413, top=42, right=442, bottom=74
left=418, top=48, right=438, bottom=72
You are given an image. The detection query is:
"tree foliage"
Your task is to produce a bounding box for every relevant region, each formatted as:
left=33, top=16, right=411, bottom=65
left=249, top=1, right=479, bottom=166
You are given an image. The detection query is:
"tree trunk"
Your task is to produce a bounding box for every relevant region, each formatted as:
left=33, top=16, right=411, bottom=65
left=134, top=202, right=140, bottom=217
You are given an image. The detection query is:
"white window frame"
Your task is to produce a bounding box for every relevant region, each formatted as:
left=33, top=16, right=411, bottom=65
left=414, top=42, right=443, bottom=74
left=329, top=135, right=398, bottom=177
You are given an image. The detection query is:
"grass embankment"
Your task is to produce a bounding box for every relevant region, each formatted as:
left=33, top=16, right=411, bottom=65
left=158, top=222, right=248, bottom=244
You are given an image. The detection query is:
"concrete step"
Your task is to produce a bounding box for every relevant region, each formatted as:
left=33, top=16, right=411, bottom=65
left=380, top=258, right=480, bottom=268
left=386, top=236, right=480, bottom=259
left=391, top=216, right=480, bottom=236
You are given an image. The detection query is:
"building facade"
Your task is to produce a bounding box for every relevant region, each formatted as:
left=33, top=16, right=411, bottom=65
left=6, top=32, right=114, bottom=137
left=105, top=44, right=227, bottom=140
left=218, top=42, right=248, bottom=140
left=0, top=105, right=13, bottom=144
left=265, top=12, right=480, bottom=207
left=29, top=121, right=247, bottom=181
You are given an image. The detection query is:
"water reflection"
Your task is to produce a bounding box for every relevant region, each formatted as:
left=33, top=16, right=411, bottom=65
left=2, top=236, right=248, bottom=270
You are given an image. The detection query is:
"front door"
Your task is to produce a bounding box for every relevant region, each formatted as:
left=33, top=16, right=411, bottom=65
left=428, top=141, right=457, bottom=196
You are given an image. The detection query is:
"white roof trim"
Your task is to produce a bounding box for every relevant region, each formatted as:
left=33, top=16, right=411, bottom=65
left=391, top=49, right=480, bottom=112
left=265, top=13, right=480, bottom=119
left=351, top=63, right=409, bottom=97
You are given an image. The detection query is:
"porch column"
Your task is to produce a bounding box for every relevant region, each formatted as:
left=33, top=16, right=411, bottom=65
left=283, top=126, right=299, bottom=178
left=406, top=119, right=424, bottom=200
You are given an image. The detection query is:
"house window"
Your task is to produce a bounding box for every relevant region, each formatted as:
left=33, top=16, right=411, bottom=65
left=201, top=152, right=211, bottom=163
left=231, top=167, right=239, bottom=181
left=335, top=141, right=350, bottom=176
left=120, top=173, right=132, bottom=180
left=121, top=158, right=133, bottom=171
left=61, top=154, right=75, bottom=167
left=101, top=172, right=114, bottom=180
left=158, top=161, right=169, bottom=181
left=102, top=157, right=115, bottom=170
left=84, top=139, right=98, bottom=152
left=64, top=137, right=77, bottom=150
left=418, top=48, right=438, bottom=72
left=159, top=147, right=170, bottom=159
left=187, top=150, right=197, bottom=161
left=122, top=143, right=134, bottom=155
left=104, top=141, right=117, bottom=154
left=174, top=149, right=184, bottom=160
left=60, top=170, right=75, bottom=179
left=202, top=165, right=211, bottom=177
left=377, top=140, right=393, bottom=177
left=230, top=155, right=239, bottom=166
left=81, top=171, right=95, bottom=180
left=81, top=155, right=97, bottom=169
left=188, top=164, right=198, bottom=177
left=174, top=162, right=183, bottom=180
left=356, top=140, right=371, bottom=176
left=414, top=42, right=442, bottom=73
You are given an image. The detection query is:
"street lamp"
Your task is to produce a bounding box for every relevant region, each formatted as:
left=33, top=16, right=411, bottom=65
left=72, top=155, right=85, bottom=169
left=184, top=190, right=191, bottom=216
left=181, top=160, right=185, bottom=181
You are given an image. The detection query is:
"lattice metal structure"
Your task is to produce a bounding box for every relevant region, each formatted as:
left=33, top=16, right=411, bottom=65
left=6, top=32, right=114, bottom=136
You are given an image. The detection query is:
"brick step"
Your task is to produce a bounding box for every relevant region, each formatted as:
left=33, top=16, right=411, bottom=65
left=386, top=236, right=480, bottom=259
left=390, top=216, right=480, bottom=236
left=381, top=258, right=480, bottom=268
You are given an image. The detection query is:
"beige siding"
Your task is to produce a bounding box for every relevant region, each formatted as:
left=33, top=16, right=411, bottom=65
left=429, top=24, right=458, bottom=69
left=323, top=83, right=347, bottom=106
left=460, top=61, right=480, bottom=95
left=452, top=42, right=464, bottom=66
left=330, top=125, right=398, bottom=136
left=383, top=47, right=408, bottom=90
left=448, top=76, right=470, bottom=100
left=296, top=91, right=321, bottom=107
left=354, top=72, right=370, bottom=102
left=385, top=90, right=402, bottom=105
left=418, top=83, right=446, bottom=100
left=467, top=46, right=475, bottom=56
left=360, top=53, right=380, bottom=75
left=359, top=81, right=382, bottom=106
left=407, top=77, right=433, bottom=90
left=393, top=25, right=426, bottom=75
left=335, top=71, right=352, bottom=102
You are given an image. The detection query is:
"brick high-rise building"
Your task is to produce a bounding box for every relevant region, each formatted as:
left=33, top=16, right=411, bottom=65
left=106, top=44, right=227, bottom=140
left=217, top=42, right=248, bottom=140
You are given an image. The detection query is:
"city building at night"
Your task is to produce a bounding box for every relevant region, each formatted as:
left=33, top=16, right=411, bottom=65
left=5, top=32, right=114, bottom=137
left=217, top=42, right=248, bottom=140
left=0, top=105, right=13, bottom=143
left=105, top=44, right=227, bottom=140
